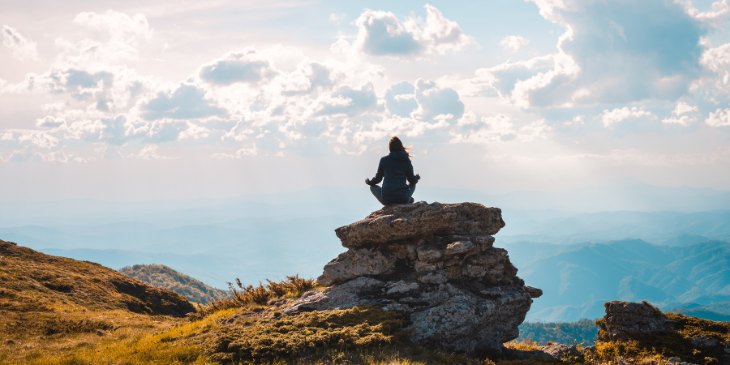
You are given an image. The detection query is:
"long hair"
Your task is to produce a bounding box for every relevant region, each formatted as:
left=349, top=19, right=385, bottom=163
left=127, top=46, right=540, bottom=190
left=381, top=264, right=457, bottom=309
left=388, top=136, right=410, bottom=156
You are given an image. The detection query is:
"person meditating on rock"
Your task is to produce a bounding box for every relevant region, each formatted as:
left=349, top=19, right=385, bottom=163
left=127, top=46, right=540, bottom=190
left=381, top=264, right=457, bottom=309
left=365, top=136, right=420, bottom=205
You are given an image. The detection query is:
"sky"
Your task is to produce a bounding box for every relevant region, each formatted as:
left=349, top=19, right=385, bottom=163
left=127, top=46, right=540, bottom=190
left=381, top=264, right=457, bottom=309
left=1, top=0, right=730, bottom=209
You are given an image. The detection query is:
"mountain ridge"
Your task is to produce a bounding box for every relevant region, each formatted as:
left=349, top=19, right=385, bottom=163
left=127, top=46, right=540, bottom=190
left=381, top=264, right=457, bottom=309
left=119, top=263, right=226, bottom=304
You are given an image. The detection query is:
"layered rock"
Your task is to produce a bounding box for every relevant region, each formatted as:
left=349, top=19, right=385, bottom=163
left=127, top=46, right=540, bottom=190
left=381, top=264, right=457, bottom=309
left=600, top=301, right=676, bottom=340
left=286, top=202, right=541, bottom=354
left=597, top=301, right=730, bottom=364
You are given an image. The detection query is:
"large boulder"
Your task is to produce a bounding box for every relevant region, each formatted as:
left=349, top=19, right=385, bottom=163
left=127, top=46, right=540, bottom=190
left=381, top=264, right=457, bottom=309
left=600, top=301, right=676, bottom=339
left=285, top=202, right=540, bottom=355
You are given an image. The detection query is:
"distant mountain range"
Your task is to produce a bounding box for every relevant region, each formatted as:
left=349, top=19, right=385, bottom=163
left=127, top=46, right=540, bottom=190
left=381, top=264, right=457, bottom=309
left=506, top=239, right=730, bottom=322
left=120, top=264, right=226, bottom=304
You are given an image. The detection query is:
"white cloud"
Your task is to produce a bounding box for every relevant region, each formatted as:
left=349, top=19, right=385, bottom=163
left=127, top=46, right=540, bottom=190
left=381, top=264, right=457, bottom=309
left=705, top=108, right=730, bottom=127
left=601, top=106, right=655, bottom=127
left=701, top=43, right=730, bottom=88
left=414, top=80, right=464, bottom=121
left=662, top=101, right=699, bottom=126
left=63, top=10, right=153, bottom=65
left=681, top=0, right=730, bottom=22
left=500, top=35, right=529, bottom=52
left=450, top=113, right=551, bottom=144
left=1, top=129, right=59, bottom=149
left=316, top=83, right=378, bottom=116
left=199, top=49, right=275, bottom=85
left=451, top=113, right=517, bottom=143
left=491, top=0, right=706, bottom=108
left=36, top=115, right=65, bottom=129
left=353, top=5, right=470, bottom=57
left=279, top=61, right=334, bottom=95
left=2, top=25, right=38, bottom=61
left=382, top=79, right=465, bottom=121
left=100, top=115, right=130, bottom=145
left=73, top=10, right=152, bottom=42
left=385, top=82, right=418, bottom=117
left=141, top=84, right=226, bottom=120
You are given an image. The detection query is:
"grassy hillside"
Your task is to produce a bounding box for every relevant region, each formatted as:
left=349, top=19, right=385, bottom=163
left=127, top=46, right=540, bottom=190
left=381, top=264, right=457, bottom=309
left=120, top=264, right=226, bottom=304
left=0, top=239, right=195, bottom=364
left=0, top=240, right=194, bottom=316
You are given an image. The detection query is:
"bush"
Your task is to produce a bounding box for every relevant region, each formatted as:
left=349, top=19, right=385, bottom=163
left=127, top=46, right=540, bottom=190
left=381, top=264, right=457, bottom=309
left=202, top=275, right=318, bottom=315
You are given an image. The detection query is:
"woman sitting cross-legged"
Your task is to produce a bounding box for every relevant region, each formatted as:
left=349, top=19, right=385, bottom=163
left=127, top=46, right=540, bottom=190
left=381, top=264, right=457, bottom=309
left=365, top=136, right=420, bottom=206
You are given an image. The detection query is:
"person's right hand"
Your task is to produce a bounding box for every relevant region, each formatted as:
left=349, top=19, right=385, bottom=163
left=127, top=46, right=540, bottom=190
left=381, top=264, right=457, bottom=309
left=365, top=178, right=372, bottom=185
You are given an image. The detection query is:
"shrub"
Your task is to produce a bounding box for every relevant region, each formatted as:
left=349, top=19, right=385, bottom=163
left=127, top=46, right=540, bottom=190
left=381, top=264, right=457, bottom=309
left=201, top=275, right=317, bottom=315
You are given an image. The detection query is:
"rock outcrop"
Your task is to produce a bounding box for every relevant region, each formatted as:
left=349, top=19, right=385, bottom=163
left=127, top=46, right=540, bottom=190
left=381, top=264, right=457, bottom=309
left=596, top=301, right=730, bottom=365
left=286, top=202, right=541, bottom=354
left=600, top=301, right=676, bottom=340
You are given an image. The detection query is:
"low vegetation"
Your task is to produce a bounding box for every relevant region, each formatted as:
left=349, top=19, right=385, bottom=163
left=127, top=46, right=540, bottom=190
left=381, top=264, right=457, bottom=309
left=201, top=275, right=317, bottom=315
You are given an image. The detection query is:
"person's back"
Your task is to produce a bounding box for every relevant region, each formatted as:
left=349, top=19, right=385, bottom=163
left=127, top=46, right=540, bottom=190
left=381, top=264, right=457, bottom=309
left=366, top=136, right=420, bottom=205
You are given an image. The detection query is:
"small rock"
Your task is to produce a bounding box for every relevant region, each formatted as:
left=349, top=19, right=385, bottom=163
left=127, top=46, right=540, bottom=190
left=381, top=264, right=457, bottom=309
left=690, top=335, right=719, bottom=348
left=463, top=264, right=487, bottom=278
left=418, top=271, right=448, bottom=284
left=414, top=260, right=441, bottom=273
left=541, top=343, right=582, bottom=361
left=525, top=286, right=543, bottom=298
left=416, top=245, right=443, bottom=262
left=385, top=280, right=419, bottom=295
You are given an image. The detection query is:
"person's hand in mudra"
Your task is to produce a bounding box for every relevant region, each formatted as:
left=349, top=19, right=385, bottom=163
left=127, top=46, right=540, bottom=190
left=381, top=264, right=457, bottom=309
left=365, top=178, right=373, bottom=185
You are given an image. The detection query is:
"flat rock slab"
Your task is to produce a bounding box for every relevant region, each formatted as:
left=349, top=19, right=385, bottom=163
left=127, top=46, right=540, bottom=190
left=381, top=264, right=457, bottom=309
left=335, top=202, right=505, bottom=248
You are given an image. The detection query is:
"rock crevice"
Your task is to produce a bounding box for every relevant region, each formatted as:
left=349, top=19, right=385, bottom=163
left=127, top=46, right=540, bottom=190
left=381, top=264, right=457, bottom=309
left=287, top=202, right=541, bottom=354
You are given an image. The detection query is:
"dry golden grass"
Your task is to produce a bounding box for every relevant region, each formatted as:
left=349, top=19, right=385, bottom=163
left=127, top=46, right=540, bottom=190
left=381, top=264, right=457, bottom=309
left=200, top=275, right=317, bottom=315
left=0, top=309, right=182, bottom=364
left=6, top=308, right=238, bottom=365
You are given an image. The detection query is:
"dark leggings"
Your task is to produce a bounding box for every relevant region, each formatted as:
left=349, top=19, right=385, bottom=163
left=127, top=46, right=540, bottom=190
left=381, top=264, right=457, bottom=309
left=369, top=184, right=416, bottom=205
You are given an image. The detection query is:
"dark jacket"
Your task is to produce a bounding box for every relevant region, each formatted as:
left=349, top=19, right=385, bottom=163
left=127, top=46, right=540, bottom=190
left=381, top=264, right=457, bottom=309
left=368, top=151, right=418, bottom=204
